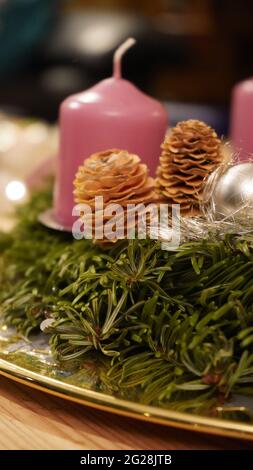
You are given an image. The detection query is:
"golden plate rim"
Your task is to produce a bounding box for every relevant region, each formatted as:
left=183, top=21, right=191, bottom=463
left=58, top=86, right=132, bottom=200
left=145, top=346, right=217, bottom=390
left=1, top=357, right=253, bottom=441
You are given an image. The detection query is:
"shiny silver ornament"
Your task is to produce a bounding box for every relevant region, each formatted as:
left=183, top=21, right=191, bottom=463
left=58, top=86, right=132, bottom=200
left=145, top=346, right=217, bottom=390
left=213, top=162, right=253, bottom=218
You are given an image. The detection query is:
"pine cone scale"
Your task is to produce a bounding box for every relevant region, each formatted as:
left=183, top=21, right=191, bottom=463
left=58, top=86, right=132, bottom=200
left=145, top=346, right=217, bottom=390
left=156, top=120, right=222, bottom=216
left=74, top=149, right=156, bottom=243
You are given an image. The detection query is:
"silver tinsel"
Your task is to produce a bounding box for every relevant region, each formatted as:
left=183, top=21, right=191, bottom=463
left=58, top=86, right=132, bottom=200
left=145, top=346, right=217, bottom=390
left=157, top=160, right=253, bottom=246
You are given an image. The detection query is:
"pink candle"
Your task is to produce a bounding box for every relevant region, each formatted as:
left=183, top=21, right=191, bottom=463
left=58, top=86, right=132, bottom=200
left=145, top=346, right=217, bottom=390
left=231, top=77, right=253, bottom=160
left=54, top=38, right=168, bottom=228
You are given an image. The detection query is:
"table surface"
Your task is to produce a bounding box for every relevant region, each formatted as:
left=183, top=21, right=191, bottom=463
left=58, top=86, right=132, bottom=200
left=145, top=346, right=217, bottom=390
left=0, top=376, right=253, bottom=450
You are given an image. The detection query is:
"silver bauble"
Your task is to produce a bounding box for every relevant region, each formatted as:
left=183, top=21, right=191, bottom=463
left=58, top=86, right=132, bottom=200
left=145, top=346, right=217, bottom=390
left=213, top=162, right=253, bottom=217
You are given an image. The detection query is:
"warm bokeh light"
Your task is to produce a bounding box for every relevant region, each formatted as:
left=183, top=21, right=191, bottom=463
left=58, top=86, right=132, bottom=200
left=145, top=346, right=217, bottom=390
left=5, top=180, right=27, bottom=201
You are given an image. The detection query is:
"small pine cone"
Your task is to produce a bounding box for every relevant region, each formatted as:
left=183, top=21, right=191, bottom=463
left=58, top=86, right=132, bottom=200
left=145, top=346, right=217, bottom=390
left=74, top=149, right=156, bottom=243
left=156, top=120, right=223, bottom=216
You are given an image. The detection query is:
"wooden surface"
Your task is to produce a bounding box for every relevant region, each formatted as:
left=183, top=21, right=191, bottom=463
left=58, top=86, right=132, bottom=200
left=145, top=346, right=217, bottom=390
left=0, top=377, right=253, bottom=450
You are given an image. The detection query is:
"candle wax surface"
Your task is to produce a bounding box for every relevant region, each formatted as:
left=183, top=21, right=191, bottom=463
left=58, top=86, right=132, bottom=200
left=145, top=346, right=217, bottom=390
left=54, top=77, right=168, bottom=228
left=231, top=78, right=253, bottom=160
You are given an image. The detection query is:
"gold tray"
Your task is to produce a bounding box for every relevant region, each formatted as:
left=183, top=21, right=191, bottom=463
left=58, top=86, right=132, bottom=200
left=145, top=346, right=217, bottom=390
left=1, top=327, right=253, bottom=442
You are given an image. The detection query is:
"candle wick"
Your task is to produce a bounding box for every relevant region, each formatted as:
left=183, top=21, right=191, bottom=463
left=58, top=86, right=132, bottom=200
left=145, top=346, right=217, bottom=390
left=113, top=37, right=136, bottom=80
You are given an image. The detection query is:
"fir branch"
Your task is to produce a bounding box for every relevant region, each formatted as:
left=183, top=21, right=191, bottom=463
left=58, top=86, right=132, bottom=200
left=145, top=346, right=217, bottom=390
left=1, top=185, right=253, bottom=414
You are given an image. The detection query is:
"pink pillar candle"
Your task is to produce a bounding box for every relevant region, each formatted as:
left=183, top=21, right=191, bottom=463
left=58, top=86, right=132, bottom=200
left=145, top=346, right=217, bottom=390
left=231, top=77, right=253, bottom=160
left=54, top=38, right=168, bottom=228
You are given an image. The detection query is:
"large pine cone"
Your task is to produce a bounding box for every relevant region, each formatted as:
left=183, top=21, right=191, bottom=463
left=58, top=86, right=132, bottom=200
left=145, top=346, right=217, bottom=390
left=156, top=120, right=223, bottom=215
left=74, top=149, right=156, bottom=242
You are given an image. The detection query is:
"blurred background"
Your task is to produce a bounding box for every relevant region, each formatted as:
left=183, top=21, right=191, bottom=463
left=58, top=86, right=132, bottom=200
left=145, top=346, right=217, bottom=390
left=1, top=0, right=253, bottom=132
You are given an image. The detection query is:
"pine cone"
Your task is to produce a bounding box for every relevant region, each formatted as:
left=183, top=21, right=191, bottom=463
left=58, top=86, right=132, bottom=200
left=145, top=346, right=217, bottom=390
left=156, top=120, right=223, bottom=215
left=74, top=149, right=156, bottom=243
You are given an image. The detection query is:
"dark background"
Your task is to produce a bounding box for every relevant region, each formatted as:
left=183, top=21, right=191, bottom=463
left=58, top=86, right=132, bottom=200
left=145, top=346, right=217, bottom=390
left=0, top=0, right=252, bottom=133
